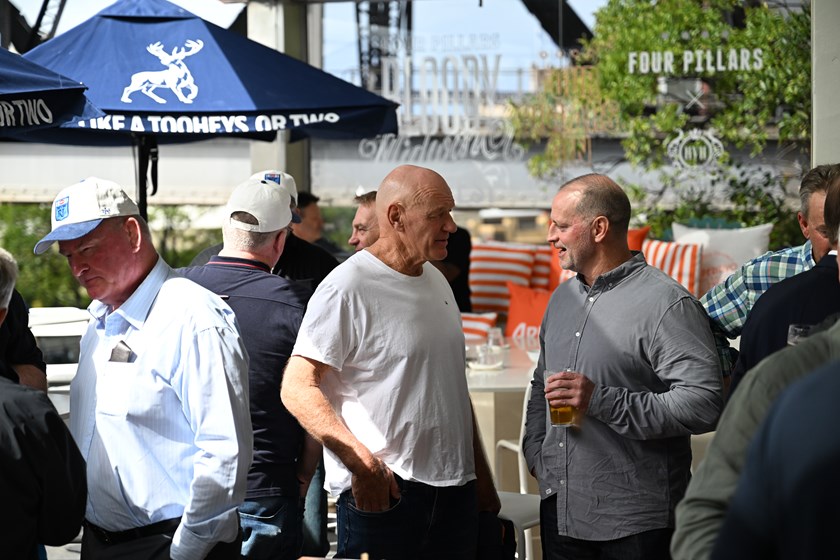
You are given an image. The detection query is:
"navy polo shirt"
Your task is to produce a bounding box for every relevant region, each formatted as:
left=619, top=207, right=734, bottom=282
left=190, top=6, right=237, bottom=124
left=179, top=256, right=313, bottom=497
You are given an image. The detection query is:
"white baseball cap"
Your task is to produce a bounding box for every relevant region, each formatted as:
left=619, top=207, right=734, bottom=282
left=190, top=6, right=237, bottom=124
left=227, top=178, right=294, bottom=233
left=34, top=177, right=140, bottom=255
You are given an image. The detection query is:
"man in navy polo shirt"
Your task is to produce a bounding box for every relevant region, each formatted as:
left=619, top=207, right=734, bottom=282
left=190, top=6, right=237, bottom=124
left=180, top=176, right=320, bottom=560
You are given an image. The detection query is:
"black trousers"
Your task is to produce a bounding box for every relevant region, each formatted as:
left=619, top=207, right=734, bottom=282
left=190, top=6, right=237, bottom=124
left=81, top=520, right=242, bottom=560
left=540, top=495, right=673, bottom=560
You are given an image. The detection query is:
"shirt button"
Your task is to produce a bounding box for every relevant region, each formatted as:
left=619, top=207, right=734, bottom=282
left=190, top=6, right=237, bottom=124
left=559, top=442, right=564, bottom=448
left=546, top=488, right=553, bottom=495
left=575, top=332, right=580, bottom=337
left=588, top=297, right=594, bottom=302
left=560, top=480, right=566, bottom=485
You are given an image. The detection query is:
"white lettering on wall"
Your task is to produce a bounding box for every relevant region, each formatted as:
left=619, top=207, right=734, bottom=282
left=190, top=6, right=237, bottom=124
left=628, top=48, right=764, bottom=75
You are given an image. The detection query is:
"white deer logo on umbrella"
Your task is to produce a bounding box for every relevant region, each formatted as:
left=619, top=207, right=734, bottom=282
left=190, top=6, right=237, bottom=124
left=121, top=39, right=204, bottom=104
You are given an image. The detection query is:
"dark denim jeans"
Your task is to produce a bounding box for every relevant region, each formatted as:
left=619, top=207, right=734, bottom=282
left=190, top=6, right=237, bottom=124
left=239, top=495, right=302, bottom=560
left=540, top=495, right=673, bottom=560
left=337, top=477, right=478, bottom=560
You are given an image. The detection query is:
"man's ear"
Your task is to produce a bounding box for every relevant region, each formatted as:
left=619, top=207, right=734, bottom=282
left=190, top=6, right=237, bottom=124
left=797, top=211, right=810, bottom=238
left=592, top=216, right=609, bottom=243
left=124, top=217, right=143, bottom=253
left=388, top=203, right=404, bottom=231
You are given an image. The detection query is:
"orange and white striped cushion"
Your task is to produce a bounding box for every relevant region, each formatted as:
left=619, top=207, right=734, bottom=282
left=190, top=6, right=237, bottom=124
left=461, top=312, right=498, bottom=342
left=531, top=244, right=553, bottom=289
left=641, top=239, right=703, bottom=297
left=469, top=241, right=535, bottom=315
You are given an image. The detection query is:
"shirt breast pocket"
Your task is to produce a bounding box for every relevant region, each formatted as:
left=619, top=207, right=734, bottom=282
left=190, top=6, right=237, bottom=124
left=95, top=362, right=136, bottom=417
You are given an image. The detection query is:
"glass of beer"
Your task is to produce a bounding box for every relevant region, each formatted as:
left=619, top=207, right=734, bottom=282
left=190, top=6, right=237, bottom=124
left=545, top=370, right=575, bottom=427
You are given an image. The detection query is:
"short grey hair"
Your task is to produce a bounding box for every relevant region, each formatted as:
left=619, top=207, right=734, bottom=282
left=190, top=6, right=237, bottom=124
left=0, top=248, right=19, bottom=310
left=222, top=211, right=279, bottom=251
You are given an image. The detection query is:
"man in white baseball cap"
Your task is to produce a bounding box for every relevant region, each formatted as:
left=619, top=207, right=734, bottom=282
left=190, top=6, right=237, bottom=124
left=179, top=177, right=320, bottom=560
left=190, top=171, right=338, bottom=294
left=33, top=177, right=253, bottom=560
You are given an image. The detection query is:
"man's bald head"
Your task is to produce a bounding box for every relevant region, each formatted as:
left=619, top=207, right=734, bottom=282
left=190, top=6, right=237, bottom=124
left=559, top=173, right=631, bottom=234
left=371, top=165, right=457, bottom=273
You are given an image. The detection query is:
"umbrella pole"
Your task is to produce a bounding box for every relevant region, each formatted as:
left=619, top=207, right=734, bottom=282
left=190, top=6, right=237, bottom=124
left=136, top=136, right=149, bottom=220
left=133, top=135, right=159, bottom=221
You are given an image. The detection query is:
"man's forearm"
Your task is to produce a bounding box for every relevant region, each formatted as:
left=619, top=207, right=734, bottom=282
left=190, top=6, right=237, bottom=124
left=297, top=433, right=323, bottom=497
left=282, top=357, right=378, bottom=476
left=470, top=404, right=500, bottom=513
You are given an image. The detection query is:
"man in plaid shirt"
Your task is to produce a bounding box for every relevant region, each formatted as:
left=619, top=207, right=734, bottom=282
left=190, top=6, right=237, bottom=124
left=701, top=164, right=840, bottom=377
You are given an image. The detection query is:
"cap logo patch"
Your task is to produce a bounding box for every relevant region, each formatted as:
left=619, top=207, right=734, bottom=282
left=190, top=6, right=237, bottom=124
left=263, top=173, right=281, bottom=184
left=55, top=197, right=70, bottom=222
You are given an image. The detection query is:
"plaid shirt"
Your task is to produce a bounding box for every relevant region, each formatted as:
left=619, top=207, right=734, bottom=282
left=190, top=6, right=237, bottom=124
left=701, top=240, right=814, bottom=373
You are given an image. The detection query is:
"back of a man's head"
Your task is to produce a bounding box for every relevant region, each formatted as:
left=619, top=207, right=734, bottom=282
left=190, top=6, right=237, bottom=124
left=800, top=164, right=840, bottom=218
left=296, top=191, right=320, bottom=211
left=223, top=178, right=294, bottom=253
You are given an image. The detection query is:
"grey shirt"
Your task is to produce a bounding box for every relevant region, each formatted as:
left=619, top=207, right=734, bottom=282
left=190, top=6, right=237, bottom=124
left=524, top=253, right=722, bottom=541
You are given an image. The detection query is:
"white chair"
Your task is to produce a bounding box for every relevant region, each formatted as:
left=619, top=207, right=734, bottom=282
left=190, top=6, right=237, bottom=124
left=495, top=383, right=541, bottom=559
left=498, top=491, right=541, bottom=560
left=496, top=383, right=533, bottom=494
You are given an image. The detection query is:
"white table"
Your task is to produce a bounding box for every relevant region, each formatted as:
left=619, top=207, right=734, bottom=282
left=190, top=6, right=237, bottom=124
left=466, top=340, right=537, bottom=393
left=466, top=339, right=540, bottom=494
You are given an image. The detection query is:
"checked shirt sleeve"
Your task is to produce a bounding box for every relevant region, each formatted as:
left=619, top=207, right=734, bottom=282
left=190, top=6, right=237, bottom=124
left=701, top=242, right=813, bottom=339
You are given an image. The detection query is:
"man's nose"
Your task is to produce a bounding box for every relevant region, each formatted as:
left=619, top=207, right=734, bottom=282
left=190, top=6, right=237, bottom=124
left=68, top=257, right=87, bottom=277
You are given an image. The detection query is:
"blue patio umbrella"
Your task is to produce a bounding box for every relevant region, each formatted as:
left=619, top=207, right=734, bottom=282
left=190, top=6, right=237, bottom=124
left=20, top=0, right=399, bottom=215
left=0, top=47, right=102, bottom=136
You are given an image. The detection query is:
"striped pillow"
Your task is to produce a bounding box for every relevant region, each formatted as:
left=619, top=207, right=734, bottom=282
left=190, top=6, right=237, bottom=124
left=461, top=312, right=499, bottom=342
left=642, top=239, right=703, bottom=297
left=531, top=245, right=554, bottom=289
left=469, top=241, right=535, bottom=315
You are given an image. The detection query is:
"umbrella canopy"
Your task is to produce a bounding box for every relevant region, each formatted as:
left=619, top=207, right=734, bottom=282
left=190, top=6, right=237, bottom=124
left=22, top=0, right=398, bottom=144
left=0, top=47, right=102, bottom=135
left=18, top=0, right=399, bottom=216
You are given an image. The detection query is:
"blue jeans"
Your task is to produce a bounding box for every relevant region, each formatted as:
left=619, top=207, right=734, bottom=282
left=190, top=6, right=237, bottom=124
left=301, top=458, right=329, bottom=556
left=337, top=477, right=478, bottom=560
left=540, top=495, right=673, bottom=560
left=239, top=495, right=302, bottom=560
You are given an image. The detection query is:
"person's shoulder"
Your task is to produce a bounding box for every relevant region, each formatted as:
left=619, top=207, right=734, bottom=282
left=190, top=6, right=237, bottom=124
left=161, top=272, right=232, bottom=312
left=189, top=243, right=222, bottom=267
left=637, top=259, right=695, bottom=297
left=744, top=243, right=808, bottom=271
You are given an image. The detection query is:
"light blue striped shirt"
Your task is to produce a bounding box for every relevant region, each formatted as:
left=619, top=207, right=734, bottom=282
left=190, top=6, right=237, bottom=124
left=70, top=257, right=252, bottom=560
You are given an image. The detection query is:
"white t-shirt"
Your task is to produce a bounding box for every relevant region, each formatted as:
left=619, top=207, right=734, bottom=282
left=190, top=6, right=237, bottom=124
left=293, top=250, right=476, bottom=495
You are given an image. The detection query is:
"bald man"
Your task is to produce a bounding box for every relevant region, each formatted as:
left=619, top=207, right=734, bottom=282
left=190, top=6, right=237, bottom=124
left=282, top=165, right=499, bottom=560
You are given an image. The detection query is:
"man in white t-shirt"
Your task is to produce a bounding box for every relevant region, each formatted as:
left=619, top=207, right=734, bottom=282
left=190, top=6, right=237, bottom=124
left=281, top=164, right=499, bottom=559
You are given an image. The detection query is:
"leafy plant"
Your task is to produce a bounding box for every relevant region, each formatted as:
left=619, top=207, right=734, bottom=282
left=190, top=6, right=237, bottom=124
left=0, top=202, right=89, bottom=308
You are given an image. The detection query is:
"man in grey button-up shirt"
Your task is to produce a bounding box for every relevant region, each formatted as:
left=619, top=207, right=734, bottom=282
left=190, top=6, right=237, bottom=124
left=523, top=174, right=722, bottom=559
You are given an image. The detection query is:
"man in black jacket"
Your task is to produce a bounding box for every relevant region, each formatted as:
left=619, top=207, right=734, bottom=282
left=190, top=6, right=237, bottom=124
left=0, top=247, right=86, bottom=559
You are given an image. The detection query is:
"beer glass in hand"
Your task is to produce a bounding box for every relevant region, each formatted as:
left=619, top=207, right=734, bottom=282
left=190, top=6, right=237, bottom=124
left=545, top=369, right=576, bottom=427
